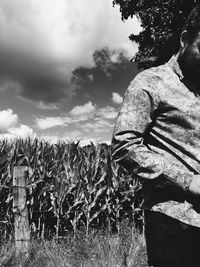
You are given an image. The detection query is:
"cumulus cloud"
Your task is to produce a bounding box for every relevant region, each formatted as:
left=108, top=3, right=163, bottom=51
left=69, top=101, right=96, bottom=116
left=112, top=92, right=123, bottom=104
left=81, top=120, right=112, bottom=134
left=97, top=106, right=118, bottom=119
left=0, top=0, right=141, bottom=105
left=0, top=109, right=18, bottom=132
left=35, top=117, right=71, bottom=130
left=35, top=101, right=96, bottom=130
left=0, top=109, right=35, bottom=139
left=8, top=124, right=34, bottom=138
left=35, top=100, right=118, bottom=137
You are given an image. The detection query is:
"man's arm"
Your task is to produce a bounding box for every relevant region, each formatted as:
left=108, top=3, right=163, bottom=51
left=112, top=76, right=193, bottom=193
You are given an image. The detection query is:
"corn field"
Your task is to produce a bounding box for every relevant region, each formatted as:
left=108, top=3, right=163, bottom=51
left=0, top=138, right=143, bottom=241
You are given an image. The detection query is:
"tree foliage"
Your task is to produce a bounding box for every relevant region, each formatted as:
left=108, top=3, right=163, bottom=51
left=113, top=0, right=200, bottom=68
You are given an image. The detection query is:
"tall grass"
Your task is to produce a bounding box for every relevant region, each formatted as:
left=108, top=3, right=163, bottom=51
left=1, top=220, right=148, bottom=267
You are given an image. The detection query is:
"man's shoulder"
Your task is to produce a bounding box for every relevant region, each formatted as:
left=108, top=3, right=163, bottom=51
left=129, top=62, right=176, bottom=96
left=126, top=62, right=178, bottom=105
left=134, top=63, right=172, bottom=83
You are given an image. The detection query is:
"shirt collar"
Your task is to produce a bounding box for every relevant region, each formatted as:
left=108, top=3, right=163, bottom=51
left=168, top=55, right=200, bottom=96
left=168, top=55, right=184, bottom=80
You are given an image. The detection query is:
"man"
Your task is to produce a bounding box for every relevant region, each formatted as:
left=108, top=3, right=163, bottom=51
left=112, top=6, right=200, bottom=267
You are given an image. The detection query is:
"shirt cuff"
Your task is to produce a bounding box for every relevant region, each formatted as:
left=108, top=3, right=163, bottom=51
left=184, top=174, right=193, bottom=192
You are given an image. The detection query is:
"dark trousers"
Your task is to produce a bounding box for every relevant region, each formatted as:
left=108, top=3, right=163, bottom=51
left=144, top=210, right=200, bottom=267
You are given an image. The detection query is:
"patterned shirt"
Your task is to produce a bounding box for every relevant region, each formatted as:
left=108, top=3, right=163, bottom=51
left=112, top=55, right=200, bottom=227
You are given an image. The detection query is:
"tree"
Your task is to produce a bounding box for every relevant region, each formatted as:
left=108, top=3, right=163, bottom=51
left=71, top=47, right=140, bottom=103
left=113, top=0, right=200, bottom=68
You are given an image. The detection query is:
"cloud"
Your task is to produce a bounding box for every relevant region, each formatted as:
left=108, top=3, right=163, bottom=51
left=35, top=101, right=96, bottom=130
left=71, top=47, right=140, bottom=109
left=0, top=0, right=75, bottom=104
left=68, top=101, right=97, bottom=122
left=0, top=0, right=141, bottom=105
left=35, top=101, right=118, bottom=130
left=64, top=130, right=83, bottom=140
left=35, top=117, right=71, bottom=130
left=0, top=109, right=36, bottom=139
left=70, top=104, right=117, bottom=141
left=8, top=124, right=34, bottom=138
left=0, top=109, right=18, bottom=132
left=81, top=121, right=112, bottom=134
left=69, top=101, right=96, bottom=116
left=37, top=102, right=59, bottom=110
left=0, top=57, right=76, bottom=104
left=79, top=139, right=97, bottom=147
left=97, top=106, right=118, bottom=119
left=112, top=92, right=123, bottom=104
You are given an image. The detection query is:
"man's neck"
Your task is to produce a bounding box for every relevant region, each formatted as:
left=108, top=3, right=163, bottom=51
left=170, top=54, right=200, bottom=96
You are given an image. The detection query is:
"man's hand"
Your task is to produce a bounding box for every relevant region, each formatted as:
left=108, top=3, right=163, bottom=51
left=188, top=175, right=200, bottom=196
left=186, top=175, right=200, bottom=212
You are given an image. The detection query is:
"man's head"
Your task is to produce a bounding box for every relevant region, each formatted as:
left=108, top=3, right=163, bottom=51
left=177, top=5, right=200, bottom=86
left=182, top=6, right=200, bottom=44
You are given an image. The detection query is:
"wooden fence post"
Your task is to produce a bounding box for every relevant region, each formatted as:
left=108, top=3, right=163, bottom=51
left=13, top=166, right=30, bottom=266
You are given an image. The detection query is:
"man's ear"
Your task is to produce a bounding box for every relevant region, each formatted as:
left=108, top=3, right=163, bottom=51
left=180, top=30, right=189, bottom=48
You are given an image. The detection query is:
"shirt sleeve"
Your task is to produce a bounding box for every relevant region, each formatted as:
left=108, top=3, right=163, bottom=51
left=111, top=75, right=193, bottom=192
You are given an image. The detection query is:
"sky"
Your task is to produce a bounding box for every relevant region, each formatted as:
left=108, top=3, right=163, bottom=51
left=0, top=0, right=141, bottom=145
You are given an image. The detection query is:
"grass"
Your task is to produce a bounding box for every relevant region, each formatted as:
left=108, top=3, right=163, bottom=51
left=0, top=221, right=148, bottom=267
